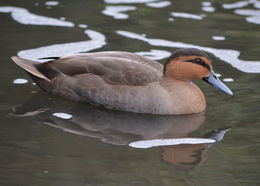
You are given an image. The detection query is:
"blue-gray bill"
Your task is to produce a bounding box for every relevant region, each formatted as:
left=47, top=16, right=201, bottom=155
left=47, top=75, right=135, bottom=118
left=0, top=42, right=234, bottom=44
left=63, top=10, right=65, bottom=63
left=203, top=71, right=233, bottom=96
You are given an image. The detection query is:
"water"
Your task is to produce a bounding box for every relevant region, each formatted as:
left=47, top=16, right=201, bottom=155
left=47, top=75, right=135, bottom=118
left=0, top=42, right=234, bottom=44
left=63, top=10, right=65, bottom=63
left=0, top=0, right=260, bottom=185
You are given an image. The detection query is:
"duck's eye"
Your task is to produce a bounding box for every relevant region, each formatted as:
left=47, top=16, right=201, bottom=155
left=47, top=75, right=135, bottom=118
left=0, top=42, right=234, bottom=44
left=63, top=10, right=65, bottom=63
left=194, top=58, right=203, bottom=64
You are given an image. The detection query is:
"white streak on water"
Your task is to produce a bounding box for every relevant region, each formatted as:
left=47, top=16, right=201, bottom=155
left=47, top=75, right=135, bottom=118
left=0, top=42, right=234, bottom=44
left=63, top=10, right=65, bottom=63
left=135, top=49, right=171, bottom=60
left=212, top=36, right=226, bottom=40
left=53, top=113, right=72, bottom=119
left=102, top=6, right=136, bottom=19
left=222, top=1, right=249, bottom=9
left=146, top=1, right=171, bottom=8
left=78, top=24, right=88, bottom=28
left=129, top=138, right=216, bottom=149
left=223, top=78, right=234, bottom=82
left=13, top=78, right=28, bottom=84
left=202, top=2, right=211, bottom=7
left=202, top=7, right=215, bottom=12
left=254, top=2, right=260, bottom=9
left=0, top=6, right=74, bottom=27
left=45, top=1, right=59, bottom=6
left=18, top=30, right=106, bottom=61
left=171, top=12, right=205, bottom=20
left=116, top=30, right=260, bottom=73
left=235, top=9, right=260, bottom=25
left=104, top=0, right=157, bottom=4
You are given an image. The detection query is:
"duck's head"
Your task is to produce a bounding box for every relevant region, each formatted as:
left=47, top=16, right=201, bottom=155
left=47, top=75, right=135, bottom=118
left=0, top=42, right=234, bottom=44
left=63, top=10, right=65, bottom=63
left=164, top=48, right=233, bottom=96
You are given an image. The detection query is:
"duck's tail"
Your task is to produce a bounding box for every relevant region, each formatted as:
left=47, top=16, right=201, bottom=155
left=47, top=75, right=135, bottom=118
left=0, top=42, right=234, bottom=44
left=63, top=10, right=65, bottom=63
left=11, top=56, right=51, bottom=82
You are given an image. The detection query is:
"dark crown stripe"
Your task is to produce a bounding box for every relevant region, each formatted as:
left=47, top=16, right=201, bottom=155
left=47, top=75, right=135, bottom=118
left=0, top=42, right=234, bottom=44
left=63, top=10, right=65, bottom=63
left=185, top=58, right=211, bottom=71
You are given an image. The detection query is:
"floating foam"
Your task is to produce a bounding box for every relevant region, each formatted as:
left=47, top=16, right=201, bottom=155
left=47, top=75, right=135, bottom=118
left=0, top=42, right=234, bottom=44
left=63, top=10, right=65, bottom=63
left=13, top=78, right=28, bottom=84
left=104, top=0, right=157, bottom=4
left=129, top=138, right=216, bottom=149
left=135, top=49, right=171, bottom=60
left=223, top=78, right=234, bottom=82
left=171, top=12, right=205, bottom=20
left=78, top=24, right=88, bottom=28
left=168, top=17, right=174, bottom=22
left=202, top=2, right=212, bottom=7
left=53, top=112, right=72, bottom=119
left=254, top=2, right=260, bottom=9
left=212, top=36, right=226, bottom=40
left=18, top=29, right=106, bottom=61
left=235, top=9, right=260, bottom=25
left=222, top=1, right=249, bottom=9
left=102, top=6, right=136, bottom=19
left=116, top=30, right=260, bottom=73
left=45, top=1, right=59, bottom=6
left=0, top=6, right=74, bottom=27
left=202, top=7, right=215, bottom=12
left=146, top=1, right=171, bottom=8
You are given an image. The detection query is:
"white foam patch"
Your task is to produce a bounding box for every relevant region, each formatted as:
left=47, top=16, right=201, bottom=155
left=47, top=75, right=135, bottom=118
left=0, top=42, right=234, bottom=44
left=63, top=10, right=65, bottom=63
left=116, top=30, right=260, bottom=73
left=223, top=78, right=234, bottom=82
left=171, top=12, right=205, bottom=20
left=212, top=36, right=226, bottom=40
left=18, top=29, right=106, bottom=61
left=104, top=0, right=157, bottom=4
left=78, top=24, right=88, bottom=28
left=222, top=1, right=249, bottom=9
left=168, top=17, right=174, bottom=22
left=146, top=1, right=171, bottom=8
left=135, top=49, right=171, bottom=60
left=215, top=73, right=222, bottom=77
left=102, top=6, right=136, bottom=19
left=0, top=6, right=74, bottom=27
left=254, top=2, right=260, bottom=9
left=202, top=7, right=215, bottom=12
left=13, top=78, right=28, bottom=84
left=235, top=9, right=260, bottom=25
left=202, top=2, right=212, bottom=7
left=129, top=138, right=216, bottom=149
left=45, top=1, right=59, bottom=6
left=53, top=112, right=72, bottom=119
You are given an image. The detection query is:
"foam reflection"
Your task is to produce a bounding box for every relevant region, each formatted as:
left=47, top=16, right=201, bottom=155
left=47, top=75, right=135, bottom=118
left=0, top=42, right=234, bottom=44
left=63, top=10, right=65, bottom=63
left=18, top=30, right=106, bottom=61
left=102, top=5, right=136, bottom=19
left=116, top=30, right=260, bottom=73
left=0, top=6, right=74, bottom=27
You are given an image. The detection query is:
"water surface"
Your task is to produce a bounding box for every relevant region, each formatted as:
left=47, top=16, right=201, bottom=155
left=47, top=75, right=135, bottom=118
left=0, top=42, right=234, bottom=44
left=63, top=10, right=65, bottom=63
left=0, top=0, right=260, bottom=185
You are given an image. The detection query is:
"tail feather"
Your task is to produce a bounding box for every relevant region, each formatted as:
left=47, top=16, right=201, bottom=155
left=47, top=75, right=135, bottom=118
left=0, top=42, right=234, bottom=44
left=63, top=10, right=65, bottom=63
left=11, top=56, right=51, bottom=82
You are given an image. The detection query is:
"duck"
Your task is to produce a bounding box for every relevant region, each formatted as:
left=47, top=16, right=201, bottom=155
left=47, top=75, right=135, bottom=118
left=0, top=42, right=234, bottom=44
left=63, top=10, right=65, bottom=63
left=11, top=48, right=233, bottom=115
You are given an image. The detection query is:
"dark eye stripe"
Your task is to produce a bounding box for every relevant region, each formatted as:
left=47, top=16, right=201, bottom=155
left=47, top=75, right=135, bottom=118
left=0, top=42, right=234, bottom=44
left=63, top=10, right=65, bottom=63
left=185, top=58, right=211, bottom=71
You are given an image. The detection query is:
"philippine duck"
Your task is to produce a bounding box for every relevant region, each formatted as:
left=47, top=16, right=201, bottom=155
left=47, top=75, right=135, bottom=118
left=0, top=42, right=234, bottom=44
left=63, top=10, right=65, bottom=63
left=11, top=48, right=233, bottom=115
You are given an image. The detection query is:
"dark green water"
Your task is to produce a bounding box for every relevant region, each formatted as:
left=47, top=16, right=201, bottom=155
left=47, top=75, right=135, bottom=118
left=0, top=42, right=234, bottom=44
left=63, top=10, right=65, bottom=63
left=0, top=0, right=260, bottom=185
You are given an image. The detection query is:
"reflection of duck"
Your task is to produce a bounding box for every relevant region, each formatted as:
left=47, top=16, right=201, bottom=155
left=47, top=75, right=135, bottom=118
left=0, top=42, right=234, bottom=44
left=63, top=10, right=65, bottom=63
left=162, top=128, right=230, bottom=170
left=12, top=94, right=230, bottom=170
left=11, top=48, right=233, bottom=115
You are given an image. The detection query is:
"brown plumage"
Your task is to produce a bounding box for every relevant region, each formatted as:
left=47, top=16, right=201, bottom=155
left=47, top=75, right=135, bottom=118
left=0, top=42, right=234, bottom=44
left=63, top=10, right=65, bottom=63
left=11, top=48, right=233, bottom=115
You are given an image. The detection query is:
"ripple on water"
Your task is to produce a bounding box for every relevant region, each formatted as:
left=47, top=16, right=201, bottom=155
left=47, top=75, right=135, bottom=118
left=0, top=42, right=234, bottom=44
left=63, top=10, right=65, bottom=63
left=212, top=36, right=226, bottom=41
left=146, top=1, right=171, bottom=8
left=102, top=6, right=136, bottom=19
left=116, top=30, right=260, bottom=73
left=52, top=113, right=72, bottom=119
left=18, top=30, right=106, bottom=61
left=171, top=12, right=205, bottom=20
left=45, top=1, right=59, bottom=6
left=0, top=6, right=74, bottom=27
left=129, top=138, right=216, bottom=149
left=135, top=49, right=171, bottom=60
left=235, top=9, right=260, bottom=25
left=104, top=0, right=157, bottom=4
left=13, top=78, right=28, bottom=84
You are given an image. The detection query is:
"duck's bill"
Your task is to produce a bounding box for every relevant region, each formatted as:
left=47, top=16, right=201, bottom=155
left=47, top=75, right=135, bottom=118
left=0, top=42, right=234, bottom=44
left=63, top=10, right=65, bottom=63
left=203, top=71, right=233, bottom=96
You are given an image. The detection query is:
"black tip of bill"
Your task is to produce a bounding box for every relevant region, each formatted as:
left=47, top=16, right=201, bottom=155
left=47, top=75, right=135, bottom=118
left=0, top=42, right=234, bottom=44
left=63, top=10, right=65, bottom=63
left=203, top=71, right=233, bottom=96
